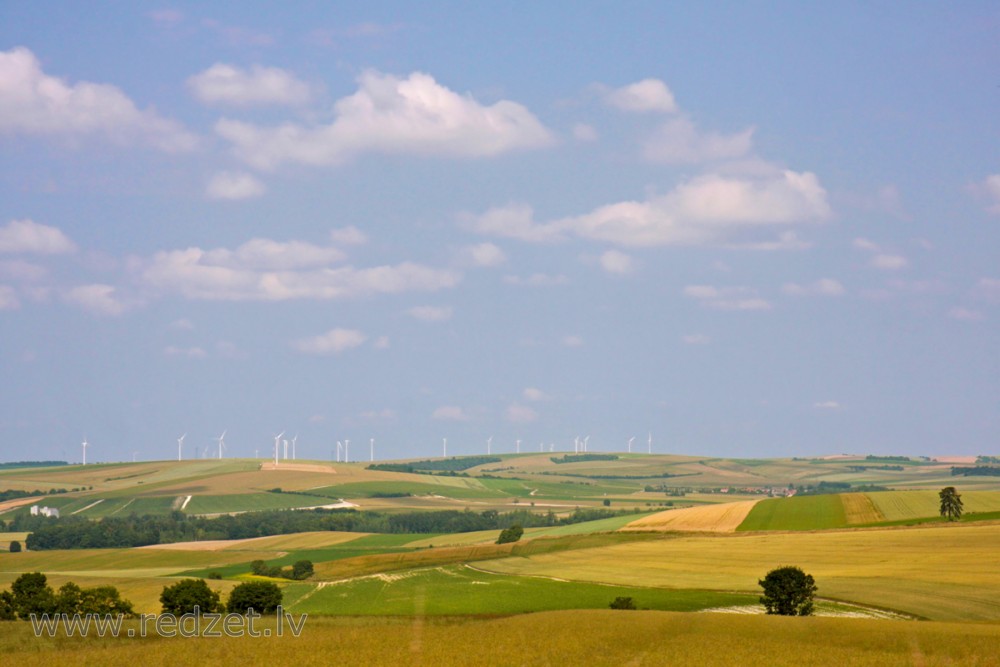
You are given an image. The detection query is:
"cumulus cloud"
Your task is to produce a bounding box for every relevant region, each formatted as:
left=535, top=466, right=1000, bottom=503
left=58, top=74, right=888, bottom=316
left=0, top=47, right=197, bottom=152
left=216, top=70, right=552, bottom=169
left=432, top=405, right=470, bottom=421
left=138, top=236, right=460, bottom=302
left=572, top=123, right=598, bottom=142
left=853, top=237, right=880, bottom=252
left=870, top=254, right=909, bottom=271
left=598, top=249, right=636, bottom=274
left=188, top=63, right=312, bottom=107
left=0, top=219, right=76, bottom=255
left=684, top=285, right=771, bottom=311
left=782, top=279, right=845, bottom=297
left=506, top=403, right=538, bottom=423
left=522, top=387, right=550, bottom=401
left=643, top=116, right=754, bottom=164
left=458, top=242, right=506, bottom=268
left=292, top=328, right=367, bottom=354
left=471, top=167, right=829, bottom=248
left=329, top=226, right=368, bottom=245
left=407, top=305, right=453, bottom=322
left=206, top=171, right=266, bottom=200
left=604, top=79, right=678, bottom=113
left=974, top=174, right=1000, bottom=214
left=62, top=284, right=126, bottom=315
left=0, top=285, right=19, bottom=309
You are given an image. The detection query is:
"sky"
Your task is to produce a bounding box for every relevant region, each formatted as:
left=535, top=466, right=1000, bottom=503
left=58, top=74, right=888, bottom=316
left=1, top=2, right=998, bottom=464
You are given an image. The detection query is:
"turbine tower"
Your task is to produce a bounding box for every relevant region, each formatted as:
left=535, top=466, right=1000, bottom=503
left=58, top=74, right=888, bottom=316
left=370, top=438, right=374, bottom=462
left=648, top=431, right=652, bottom=454
left=443, top=437, right=447, bottom=458
left=516, top=439, right=521, bottom=454
left=584, top=435, right=590, bottom=452
left=344, top=439, right=350, bottom=462
left=282, top=439, right=289, bottom=460
left=291, top=434, right=298, bottom=460
left=487, top=436, right=492, bottom=456
left=336, top=441, right=342, bottom=463
left=81, top=438, right=88, bottom=465
left=177, top=434, right=186, bottom=461
left=628, top=436, right=635, bottom=454
left=215, top=430, right=227, bottom=459
left=273, top=431, right=284, bottom=466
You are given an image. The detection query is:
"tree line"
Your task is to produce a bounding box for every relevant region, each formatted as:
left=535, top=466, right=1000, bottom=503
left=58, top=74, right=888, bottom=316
left=19, top=506, right=640, bottom=550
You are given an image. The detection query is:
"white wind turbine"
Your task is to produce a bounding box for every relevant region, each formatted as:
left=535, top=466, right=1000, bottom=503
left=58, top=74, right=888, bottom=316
left=273, top=431, right=284, bottom=466
left=442, top=437, right=447, bottom=458
left=344, top=439, right=350, bottom=462
left=81, top=437, right=88, bottom=465
left=487, top=436, right=493, bottom=456
left=336, top=441, right=342, bottom=463
left=370, top=438, right=374, bottom=462
left=516, top=439, right=521, bottom=454
left=177, top=434, right=186, bottom=461
left=628, top=436, right=635, bottom=454
left=574, top=436, right=580, bottom=453
left=291, top=434, right=298, bottom=460
left=648, top=431, right=652, bottom=454
left=584, top=435, right=590, bottom=452
left=215, top=430, right=227, bottom=459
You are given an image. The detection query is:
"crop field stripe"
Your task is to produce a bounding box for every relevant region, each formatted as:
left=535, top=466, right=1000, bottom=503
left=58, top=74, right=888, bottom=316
left=736, top=495, right=848, bottom=531
left=841, top=493, right=884, bottom=524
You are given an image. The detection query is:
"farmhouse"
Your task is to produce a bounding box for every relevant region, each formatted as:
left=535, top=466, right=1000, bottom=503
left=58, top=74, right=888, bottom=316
left=29, top=504, right=59, bottom=518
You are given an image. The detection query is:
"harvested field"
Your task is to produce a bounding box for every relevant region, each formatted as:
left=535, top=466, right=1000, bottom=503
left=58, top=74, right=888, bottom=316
left=621, top=499, right=760, bottom=533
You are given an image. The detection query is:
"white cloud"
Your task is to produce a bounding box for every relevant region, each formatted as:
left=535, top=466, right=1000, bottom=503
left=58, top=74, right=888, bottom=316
left=522, top=387, right=550, bottom=401
left=976, top=174, right=1000, bottom=214
left=206, top=171, right=266, bottom=200
left=682, top=334, right=710, bottom=345
left=604, top=79, right=678, bottom=113
left=0, top=259, right=48, bottom=282
left=782, top=279, right=845, bottom=297
left=329, top=227, right=368, bottom=245
left=216, top=70, right=552, bottom=169
left=407, top=305, right=453, bottom=322
left=853, top=237, right=880, bottom=252
left=458, top=242, right=506, bottom=268
left=292, top=328, right=367, bottom=355
left=870, top=254, right=908, bottom=271
left=572, top=123, right=598, bottom=142
left=506, top=403, right=538, bottom=423
left=684, top=285, right=771, bottom=311
left=562, top=334, right=584, bottom=347
left=138, top=236, right=460, bottom=302
left=949, top=307, right=983, bottom=322
left=432, top=405, right=470, bottom=421
left=598, top=249, right=636, bottom=274
left=62, top=284, right=126, bottom=315
left=503, top=273, right=569, bottom=287
left=164, top=345, right=208, bottom=359
left=372, top=335, right=390, bottom=349
left=814, top=401, right=841, bottom=410
left=643, top=116, right=754, bottom=164
left=471, top=167, right=830, bottom=248
left=188, top=63, right=312, bottom=107
left=0, top=47, right=197, bottom=152
left=0, top=219, right=76, bottom=255
left=976, top=278, right=1000, bottom=303
left=0, top=285, right=19, bottom=309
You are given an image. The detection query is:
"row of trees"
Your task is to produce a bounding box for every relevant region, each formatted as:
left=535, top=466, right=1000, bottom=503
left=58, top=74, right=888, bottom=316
left=160, top=579, right=282, bottom=615
left=249, top=559, right=313, bottom=580
left=20, top=506, right=636, bottom=550
left=0, top=573, right=134, bottom=620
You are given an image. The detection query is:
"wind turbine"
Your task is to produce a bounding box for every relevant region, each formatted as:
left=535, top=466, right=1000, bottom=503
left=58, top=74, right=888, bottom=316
left=81, top=437, right=88, bottom=465
left=282, top=438, right=289, bottom=460
left=177, top=434, right=186, bottom=461
left=442, top=437, right=447, bottom=458
left=628, top=436, right=635, bottom=454
left=273, top=431, right=284, bottom=466
left=574, top=436, right=580, bottom=453
left=487, top=436, right=493, bottom=456
left=344, top=439, right=350, bottom=462
left=516, top=439, right=521, bottom=454
left=648, top=431, right=652, bottom=454
left=291, top=434, right=298, bottom=460
left=336, top=441, right=342, bottom=463
left=370, top=438, right=374, bottom=462
left=215, top=430, right=227, bottom=459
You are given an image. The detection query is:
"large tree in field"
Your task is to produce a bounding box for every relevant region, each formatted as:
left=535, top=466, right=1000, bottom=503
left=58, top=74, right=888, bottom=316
left=159, top=579, right=222, bottom=615
left=759, top=566, right=817, bottom=616
left=227, top=581, right=282, bottom=614
left=939, top=486, right=964, bottom=521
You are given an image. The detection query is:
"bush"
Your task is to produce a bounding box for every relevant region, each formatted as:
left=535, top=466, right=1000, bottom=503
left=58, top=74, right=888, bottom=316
left=496, top=524, right=524, bottom=544
left=291, top=560, right=314, bottom=580
left=160, top=579, right=222, bottom=615
left=609, top=596, right=636, bottom=610
left=759, top=566, right=817, bottom=616
left=227, top=581, right=282, bottom=614
left=8, top=540, right=21, bottom=553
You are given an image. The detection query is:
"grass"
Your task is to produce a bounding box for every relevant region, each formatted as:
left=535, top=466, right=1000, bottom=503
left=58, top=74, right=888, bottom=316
left=737, top=495, right=848, bottom=531
left=477, top=522, right=1000, bottom=621
left=4, top=611, right=1000, bottom=666
left=288, top=565, right=755, bottom=615
left=183, top=492, right=335, bottom=514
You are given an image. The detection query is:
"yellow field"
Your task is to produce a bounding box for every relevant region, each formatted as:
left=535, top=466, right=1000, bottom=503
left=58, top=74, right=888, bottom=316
left=842, top=493, right=885, bottom=524
left=621, top=499, right=760, bottom=532
left=868, top=490, right=1000, bottom=522
left=3, top=610, right=1000, bottom=666
left=478, top=522, right=1000, bottom=621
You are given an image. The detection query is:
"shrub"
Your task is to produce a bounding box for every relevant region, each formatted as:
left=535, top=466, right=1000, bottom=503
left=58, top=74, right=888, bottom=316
left=496, top=524, right=524, bottom=544
left=8, top=540, right=21, bottom=553
left=609, top=596, right=636, bottom=610
left=227, top=581, right=282, bottom=615
left=160, top=579, right=222, bottom=615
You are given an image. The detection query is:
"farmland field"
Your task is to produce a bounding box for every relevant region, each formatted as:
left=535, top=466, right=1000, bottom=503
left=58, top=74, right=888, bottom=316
left=737, top=495, right=847, bottom=531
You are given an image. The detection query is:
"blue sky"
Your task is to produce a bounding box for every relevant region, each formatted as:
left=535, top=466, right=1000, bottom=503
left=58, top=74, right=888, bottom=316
left=1, top=2, right=998, bottom=463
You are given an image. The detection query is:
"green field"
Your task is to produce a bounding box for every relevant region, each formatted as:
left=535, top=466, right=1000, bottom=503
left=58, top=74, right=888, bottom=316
left=738, top=495, right=848, bottom=531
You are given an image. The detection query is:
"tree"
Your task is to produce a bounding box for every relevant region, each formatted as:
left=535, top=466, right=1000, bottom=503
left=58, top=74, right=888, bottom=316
left=0, top=591, right=16, bottom=621
left=291, top=560, right=314, bottom=581
left=758, top=566, right=817, bottom=616
left=11, top=572, right=55, bottom=619
left=496, top=524, right=524, bottom=545
left=609, top=596, right=636, bottom=610
left=9, top=540, right=21, bottom=553
left=939, top=486, right=963, bottom=522
left=159, top=579, right=222, bottom=615
left=227, top=581, right=282, bottom=615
